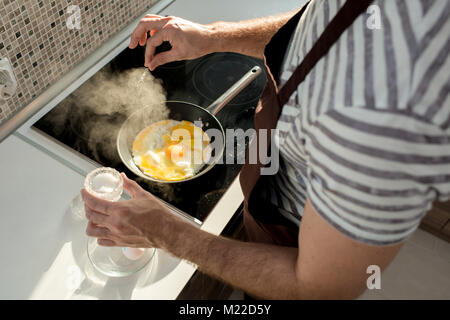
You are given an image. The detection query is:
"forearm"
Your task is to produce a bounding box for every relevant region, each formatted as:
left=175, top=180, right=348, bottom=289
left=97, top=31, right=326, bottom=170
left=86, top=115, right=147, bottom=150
left=159, top=217, right=303, bottom=299
left=206, top=10, right=298, bottom=58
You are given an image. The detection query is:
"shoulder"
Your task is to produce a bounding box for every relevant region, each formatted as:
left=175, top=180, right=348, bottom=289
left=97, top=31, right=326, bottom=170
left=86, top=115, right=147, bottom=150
left=304, top=107, right=450, bottom=245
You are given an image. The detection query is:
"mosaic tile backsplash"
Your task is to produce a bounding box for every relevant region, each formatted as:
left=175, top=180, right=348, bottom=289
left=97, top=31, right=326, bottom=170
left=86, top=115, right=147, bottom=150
left=0, top=0, right=161, bottom=126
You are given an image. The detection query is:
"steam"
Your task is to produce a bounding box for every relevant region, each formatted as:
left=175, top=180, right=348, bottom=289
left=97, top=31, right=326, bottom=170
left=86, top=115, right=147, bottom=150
left=72, top=67, right=168, bottom=117
left=59, top=67, right=170, bottom=164
left=42, top=66, right=180, bottom=201
left=135, top=176, right=178, bottom=203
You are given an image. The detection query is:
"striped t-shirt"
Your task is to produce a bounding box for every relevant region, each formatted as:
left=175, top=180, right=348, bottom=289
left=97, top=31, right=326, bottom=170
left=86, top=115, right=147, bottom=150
left=263, top=0, right=450, bottom=245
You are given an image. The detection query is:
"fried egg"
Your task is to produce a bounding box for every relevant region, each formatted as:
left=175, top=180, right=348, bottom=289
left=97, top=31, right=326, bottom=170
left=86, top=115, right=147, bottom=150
left=132, top=120, right=211, bottom=181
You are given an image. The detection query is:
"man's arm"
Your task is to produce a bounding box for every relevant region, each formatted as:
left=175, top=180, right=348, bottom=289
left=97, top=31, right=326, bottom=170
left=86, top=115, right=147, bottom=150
left=128, top=11, right=298, bottom=70
left=207, top=11, right=298, bottom=58
left=83, top=175, right=403, bottom=299
left=163, top=199, right=403, bottom=299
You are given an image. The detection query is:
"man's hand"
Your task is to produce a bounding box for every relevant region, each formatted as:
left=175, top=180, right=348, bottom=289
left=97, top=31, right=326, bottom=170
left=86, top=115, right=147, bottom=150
left=128, top=11, right=299, bottom=69
left=82, top=173, right=176, bottom=249
left=129, top=15, right=214, bottom=71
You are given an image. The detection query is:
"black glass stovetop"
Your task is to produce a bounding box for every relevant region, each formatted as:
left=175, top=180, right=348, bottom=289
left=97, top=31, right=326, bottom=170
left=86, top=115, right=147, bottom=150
left=33, top=46, right=266, bottom=222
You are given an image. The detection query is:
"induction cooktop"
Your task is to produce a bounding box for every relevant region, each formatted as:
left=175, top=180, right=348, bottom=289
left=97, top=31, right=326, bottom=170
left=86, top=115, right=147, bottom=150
left=32, top=46, right=266, bottom=222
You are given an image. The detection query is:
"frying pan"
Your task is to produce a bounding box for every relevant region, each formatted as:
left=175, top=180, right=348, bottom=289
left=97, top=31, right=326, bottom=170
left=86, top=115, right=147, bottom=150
left=117, top=65, right=262, bottom=183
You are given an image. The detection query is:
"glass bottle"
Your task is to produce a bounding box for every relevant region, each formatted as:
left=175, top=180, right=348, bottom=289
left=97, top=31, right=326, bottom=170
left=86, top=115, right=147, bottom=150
left=82, top=167, right=155, bottom=277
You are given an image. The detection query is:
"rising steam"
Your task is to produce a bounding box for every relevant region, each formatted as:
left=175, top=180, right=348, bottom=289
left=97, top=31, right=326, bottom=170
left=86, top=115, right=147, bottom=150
left=72, top=67, right=168, bottom=117
left=44, top=67, right=179, bottom=200
left=59, top=67, right=170, bottom=164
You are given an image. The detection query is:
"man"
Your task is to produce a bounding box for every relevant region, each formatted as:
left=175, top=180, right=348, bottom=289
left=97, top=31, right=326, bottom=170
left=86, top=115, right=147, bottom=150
left=82, top=0, right=450, bottom=299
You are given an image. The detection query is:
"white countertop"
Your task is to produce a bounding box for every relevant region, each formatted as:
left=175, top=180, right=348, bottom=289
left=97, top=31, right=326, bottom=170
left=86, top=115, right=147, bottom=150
left=162, top=0, right=302, bottom=23
left=0, top=0, right=305, bottom=300
left=0, top=133, right=242, bottom=299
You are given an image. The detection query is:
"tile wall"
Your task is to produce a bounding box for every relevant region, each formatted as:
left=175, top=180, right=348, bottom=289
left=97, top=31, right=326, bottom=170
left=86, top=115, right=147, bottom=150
left=0, top=0, right=161, bottom=125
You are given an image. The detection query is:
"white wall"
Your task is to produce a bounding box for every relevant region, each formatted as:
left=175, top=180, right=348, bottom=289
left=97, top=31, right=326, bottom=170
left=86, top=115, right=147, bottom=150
left=161, top=0, right=307, bottom=23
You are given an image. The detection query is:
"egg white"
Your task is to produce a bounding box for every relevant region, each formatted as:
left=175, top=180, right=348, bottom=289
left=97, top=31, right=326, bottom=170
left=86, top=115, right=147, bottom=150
left=132, top=120, right=210, bottom=181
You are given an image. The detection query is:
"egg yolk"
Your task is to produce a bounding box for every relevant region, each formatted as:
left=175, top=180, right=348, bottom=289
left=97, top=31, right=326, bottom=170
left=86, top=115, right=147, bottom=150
left=165, top=144, right=184, bottom=161
left=132, top=120, right=210, bottom=181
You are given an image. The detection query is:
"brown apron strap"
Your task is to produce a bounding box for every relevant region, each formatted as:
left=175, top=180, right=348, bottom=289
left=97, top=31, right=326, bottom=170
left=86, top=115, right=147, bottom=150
left=277, top=0, right=374, bottom=106
left=264, top=3, right=310, bottom=86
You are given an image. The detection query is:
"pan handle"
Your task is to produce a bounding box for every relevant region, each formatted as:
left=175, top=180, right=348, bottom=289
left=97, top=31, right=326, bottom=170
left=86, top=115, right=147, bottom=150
left=205, top=65, right=262, bottom=115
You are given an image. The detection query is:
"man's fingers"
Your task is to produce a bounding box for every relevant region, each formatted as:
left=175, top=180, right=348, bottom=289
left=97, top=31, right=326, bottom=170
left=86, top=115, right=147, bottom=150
left=86, top=221, right=111, bottom=238
left=85, top=206, right=109, bottom=226
left=98, top=239, right=116, bottom=247
left=149, top=50, right=178, bottom=71
left=144, top=29, right=166, bottom=68
left=121, top=173, right=148, bottom=199
left=98, top=238, right=140, bottom=248
left=129, top=27, right=145, bottom=49
left=81, top=189, right=117, bottom=215
left=129, top=17, right=169, bottom=49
